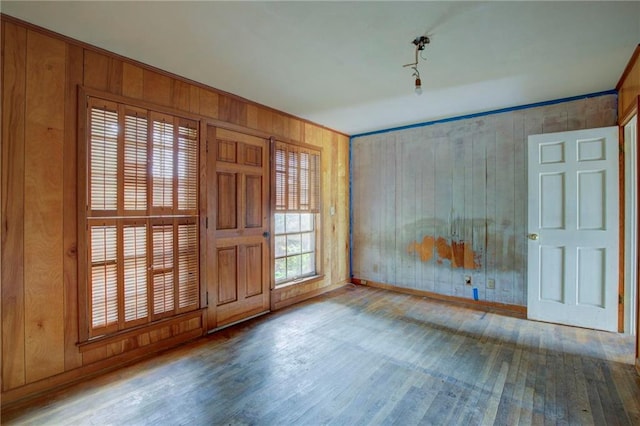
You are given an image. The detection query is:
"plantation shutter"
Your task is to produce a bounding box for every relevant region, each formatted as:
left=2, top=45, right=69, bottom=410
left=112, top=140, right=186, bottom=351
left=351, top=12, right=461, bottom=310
left=90, top=103, right=118, bottom=213
left=274, top=141, right=320, bottom=213
left=123, top=223, right=147, bottom=325
left=89, top=224, right=118, bottom=334
left=85, top=97, right=200, bottom=339
left=123, top=109, right=147, bottom=213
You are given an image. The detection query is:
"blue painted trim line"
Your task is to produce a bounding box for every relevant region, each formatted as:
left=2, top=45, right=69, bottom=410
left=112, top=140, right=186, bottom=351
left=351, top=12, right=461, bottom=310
left=350, top=89, right=617, bottom=139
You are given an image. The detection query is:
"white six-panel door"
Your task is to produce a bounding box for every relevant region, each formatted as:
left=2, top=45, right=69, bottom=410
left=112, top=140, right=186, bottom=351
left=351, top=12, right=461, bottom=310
left=527, top=127, right=619, bottom=332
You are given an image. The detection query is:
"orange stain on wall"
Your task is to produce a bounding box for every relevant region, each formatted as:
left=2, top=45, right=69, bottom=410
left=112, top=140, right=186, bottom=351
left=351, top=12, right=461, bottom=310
left=407, top=235, right=435, bottom=262
left=408, top=236, right=480, bottom=269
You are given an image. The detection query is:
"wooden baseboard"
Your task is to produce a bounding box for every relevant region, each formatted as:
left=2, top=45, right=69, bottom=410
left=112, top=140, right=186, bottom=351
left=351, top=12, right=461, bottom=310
left=352, top=278, right=527, bottom=318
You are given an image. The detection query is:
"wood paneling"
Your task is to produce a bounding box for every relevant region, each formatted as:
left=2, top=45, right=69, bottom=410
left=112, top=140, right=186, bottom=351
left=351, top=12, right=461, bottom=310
left=352, top=95, right=618, bottom=307
left=143, top=69, right=172, bottom=107
left=218, top=95, right=246, bottom=127
left=63, top=43, right=84, bottom=371
left=616, top=47, right=640, bottom=369
left=122, top=62, right=143, bottom=99
left=1, top=15, right=349, bottom=404
left=23, top=30, right=66, bottom=383
left=617, top=45, right=640, bottom=122
left=84, top=50, right=122, bottom=94
left=2, top=21, right=27, bottom=391
left=199, top=88, right=218, bottom=118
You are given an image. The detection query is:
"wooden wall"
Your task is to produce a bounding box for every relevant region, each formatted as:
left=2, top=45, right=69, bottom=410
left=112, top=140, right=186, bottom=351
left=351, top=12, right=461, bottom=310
left=352, top=94, right=617, bottom=308
left=616, top=44, right=640, bottom=373
left=618, top=45, right=640, bottom=123
left=1, top=16, right=349, bottom=405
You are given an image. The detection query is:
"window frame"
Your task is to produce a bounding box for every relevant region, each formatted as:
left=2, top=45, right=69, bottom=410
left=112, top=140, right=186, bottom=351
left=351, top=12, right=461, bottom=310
left=78, top=88, right=205, bottom=343
left=271, top=140, right=322, bottom=288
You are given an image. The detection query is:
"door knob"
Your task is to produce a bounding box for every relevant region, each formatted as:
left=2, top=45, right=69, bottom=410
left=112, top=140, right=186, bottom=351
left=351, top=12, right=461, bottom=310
left=263, top=231, right=270, bottom=238
left=527, top=233, right=539, bottom=240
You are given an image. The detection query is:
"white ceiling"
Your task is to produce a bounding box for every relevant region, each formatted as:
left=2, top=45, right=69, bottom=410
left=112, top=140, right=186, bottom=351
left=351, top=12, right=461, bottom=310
left=2, top=1, right=639, bottom=135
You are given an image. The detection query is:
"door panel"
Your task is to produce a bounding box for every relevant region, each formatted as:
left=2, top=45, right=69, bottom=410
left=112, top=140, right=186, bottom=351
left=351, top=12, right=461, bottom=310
left=527, top=127, right=619, bottom=332
left=217, top=246, right=238, bottom=304
left=208, top=126, right=270, bottom=329
left=216, top=173, right=237, bottom=229
left=245, top=175, right=263, bottom=228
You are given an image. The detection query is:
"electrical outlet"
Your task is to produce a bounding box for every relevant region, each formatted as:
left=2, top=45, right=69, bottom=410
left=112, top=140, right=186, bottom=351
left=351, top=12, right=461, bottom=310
left=465, top=276, right=472, bottom=286
left=487, top=279, right=495, bottom=289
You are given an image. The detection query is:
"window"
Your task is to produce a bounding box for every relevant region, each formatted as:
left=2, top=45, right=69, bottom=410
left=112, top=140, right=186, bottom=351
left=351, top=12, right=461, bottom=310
left=274, top=142, right=321, bottom=285
left=83, top=97, right=199, bottom=339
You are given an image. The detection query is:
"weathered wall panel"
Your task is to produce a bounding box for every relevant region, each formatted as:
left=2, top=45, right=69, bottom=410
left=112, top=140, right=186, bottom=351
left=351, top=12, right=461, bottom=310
left=352, top=95, right=617, bottom=306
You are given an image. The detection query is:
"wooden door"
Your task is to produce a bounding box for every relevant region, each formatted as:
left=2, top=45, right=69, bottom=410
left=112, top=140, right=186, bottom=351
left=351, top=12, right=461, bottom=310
left=527, top=127, right=619, bottom=332
left=207, top=126, right=270, bottom=329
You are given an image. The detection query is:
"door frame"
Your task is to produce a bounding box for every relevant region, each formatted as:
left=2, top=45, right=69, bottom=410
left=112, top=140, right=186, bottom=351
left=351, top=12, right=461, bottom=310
left=619, top=96, right=640, bottom=367
left=622, top=112, right=638, bottom=336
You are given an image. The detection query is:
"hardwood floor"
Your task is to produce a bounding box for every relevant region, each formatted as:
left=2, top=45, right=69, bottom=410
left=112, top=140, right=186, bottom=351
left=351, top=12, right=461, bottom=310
left=3, top=284, right=640, bottom=425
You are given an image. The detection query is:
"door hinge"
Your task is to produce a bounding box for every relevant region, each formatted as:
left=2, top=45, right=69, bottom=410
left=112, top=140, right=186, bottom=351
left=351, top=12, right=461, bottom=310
left=619, top=294, right=624, bottom=305
left=620, top=144, right=625, bottom=154
left=206, top=217, right=208, bottom=228
left=207, top=140, right=209, bottom=153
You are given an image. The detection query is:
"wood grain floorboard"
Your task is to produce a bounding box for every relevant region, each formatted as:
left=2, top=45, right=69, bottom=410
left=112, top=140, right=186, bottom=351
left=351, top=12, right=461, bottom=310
left=2, top=284, right=640, bottom=425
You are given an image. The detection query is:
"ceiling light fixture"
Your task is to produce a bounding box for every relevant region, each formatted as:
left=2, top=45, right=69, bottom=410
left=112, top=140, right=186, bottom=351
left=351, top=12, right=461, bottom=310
left=403, top=36, right=430, bottom=96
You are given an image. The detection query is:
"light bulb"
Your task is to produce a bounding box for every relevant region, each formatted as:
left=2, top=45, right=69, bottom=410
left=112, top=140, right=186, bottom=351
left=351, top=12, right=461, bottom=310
left=414, top=78, right=422, bottom=96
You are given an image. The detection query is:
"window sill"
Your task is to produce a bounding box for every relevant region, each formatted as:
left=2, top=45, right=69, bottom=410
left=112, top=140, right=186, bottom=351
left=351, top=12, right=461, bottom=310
left=274, top=274, right=325, bottom=290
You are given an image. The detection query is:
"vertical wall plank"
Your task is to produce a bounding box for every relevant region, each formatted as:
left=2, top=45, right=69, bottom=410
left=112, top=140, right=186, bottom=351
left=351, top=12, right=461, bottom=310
left=450, top=134, right=465, bottom=296
left=63, top=43, right=84, bottom=370
left=495, top=116, right=516, bottom=304
left=246, top=104, right=259, bottom=130
left=218, top=95, right=247, bottom=127
left=396, top=132, right=417, bottom=288
left=1, top=21, right=27, bottom=391
left=327, top=131, right=340, bottom=285
left=189, top=85, right=200, bottom=114
left=434, top=136, right=453, bottom=295
left=272, top=113, right=285, bottom=138
left=258, top=108, right=273, bottom=135
left=381, top=135, right=397, bottom=284
left=288, top=118, right=303, bottom=142
left=336, top=134, right=349, bottom=282
left=199, top=89, right=218, bottom=119
left=173, top=80, right=191, bottom=112
left=512, top=113, right=527, bottom=305
left=471, top=131, right=489, bottom=299
left=143, top=69, right=172, bottom=106
left=23, top=30, right=66, bottom=383
left=484, top=130, right=497, bottom=302
left=122, top=62, right=143, bottom=99
left=83, top=50, right=122, bottom=94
